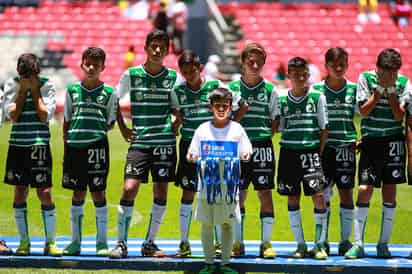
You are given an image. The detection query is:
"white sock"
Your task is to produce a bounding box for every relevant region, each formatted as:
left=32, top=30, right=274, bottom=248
left=379, top=203, right=396, bottom=244
left=201, top=223, right=215, bottom=264
left=95, top=206, right=107, bottom=244
left=145, top=202, right=166, bottom=242
left=214, top=224, right=222, bottom=243
left=314, top=210, right=328, bottom=244
left=14, top=206, right=29, bottom=241
left=221, top=223, right=233, bottom=265
left=340, top=207, right=354, bottom=241
left=288, top=209, right=305, bottom=244
left=233, top=210, right=244, bottom=243
left=70, top=205, right=84, bottom=243
left=354, top=204, right=369, bottom=246
left=179, top=203, right=193, bottom=243
left=42, top=207, right=57, bottom=243
left=261, top=216, right=274, bottom=243
left=117, top=205, right=133, bottom=243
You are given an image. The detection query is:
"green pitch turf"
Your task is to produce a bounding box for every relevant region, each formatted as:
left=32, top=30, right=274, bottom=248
left=0, top=121, right=411, bottom=274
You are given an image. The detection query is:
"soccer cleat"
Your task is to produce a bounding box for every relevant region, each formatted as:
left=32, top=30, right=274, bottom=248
left=312, top=243, right=328, bottom=260
left=96, top=242, right=109, bottom=257
left=109, top=241, right=128, bottom=259
left=291, top=243, right=308, bottom=259
left=15, top=239, right=30, bottom=256
left=219, top=264, right=238, bottom=274
left=338, top=240, right=353, bottom=256
left=215, top=241, right=222, bottom=257
left=231, top=241, right=245, bottom=258
left=141, top=240, right=165, bottom=257
left=198, top=264, right=218, bottom=274
left=0, top=240, right=12, bottom=255
left=63, top=241, right=81, bottom=256
left=376, top=243, right=391, bottom=258
left=178, top=241, right=191, bottom=257
left=259, top=241, right=275, bottom=259
left=44, top=242, right=63, bottom=257
left=345, top=244, right=365, bottom=259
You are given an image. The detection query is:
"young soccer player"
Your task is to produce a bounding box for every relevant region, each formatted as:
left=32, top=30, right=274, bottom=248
left=274, top=57, right=329, bottom=260
left=62, top=47, right=117, bottom=256
left=229, top=42, right=276, bottom=258
left=187, top=87, right=252, bottom=274
left=3, top=53, right=61, bottom=256
left=310, top=47, right=357, bottom=256
left=345, top=48, right=412, bottom=259
left=109, top=29, right=180, bottom=259
left=172, top=50, right=227, bottom=257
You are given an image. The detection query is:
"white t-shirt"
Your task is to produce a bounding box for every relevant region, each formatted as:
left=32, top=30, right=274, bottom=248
left=188, top=120, right=252, bottom=201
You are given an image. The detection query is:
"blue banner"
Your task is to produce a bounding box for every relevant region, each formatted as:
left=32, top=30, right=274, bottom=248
left=200, top=141, right=238, bottom=159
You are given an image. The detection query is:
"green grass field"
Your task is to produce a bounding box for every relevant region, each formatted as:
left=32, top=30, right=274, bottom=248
left=0, top=121, right=411, bottom=273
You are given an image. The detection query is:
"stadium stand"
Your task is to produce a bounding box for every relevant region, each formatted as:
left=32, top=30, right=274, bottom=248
left=218, top=1, right=412, bottom=82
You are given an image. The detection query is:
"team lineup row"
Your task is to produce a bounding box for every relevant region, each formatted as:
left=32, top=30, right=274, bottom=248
left=1, top=29, right=412, bottom=268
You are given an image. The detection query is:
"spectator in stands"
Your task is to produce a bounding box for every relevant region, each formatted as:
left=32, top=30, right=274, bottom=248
left=390, top=0, right=411, bottom=27
left=169, top=0, right=188, bottom=54
left=151, top=0, right=169, bottom=33
left=273, top=62, right=288, bottom=90
left=358, top=0, right=381, bottom=24
left=124, top=45, right=135, bottom=69
left=204, top=54, right=231, bottom=82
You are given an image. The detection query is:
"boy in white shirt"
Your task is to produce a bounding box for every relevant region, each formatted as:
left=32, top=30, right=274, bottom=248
left=187, top=88, right=252, bottom=274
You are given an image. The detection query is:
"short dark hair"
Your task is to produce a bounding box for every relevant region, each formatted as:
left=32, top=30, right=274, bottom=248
left=17, top=53, right=40, bottom=78
left=209, top=87, right=233, bottom=104
left=145, top=29, right=170, bottom=50
left=241, top=42, right=266, bottom=63
left=178, top=50, right=201, bottom=68
left=376, top=48, right=402, bottom=71
left=287, top=56, right=307, bottom=72
left=82, top=47, right=106, bottom=64
left=325, top=47, right=348, bottom=64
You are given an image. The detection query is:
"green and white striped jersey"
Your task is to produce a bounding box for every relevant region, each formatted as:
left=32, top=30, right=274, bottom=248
left=117, top=65, right=179, bottom=148
left=172, top=79, right=223, bottom=141
left=3, top=76, right=56, bottom=147
left=64, top=82, right=117, bottom=148
left=311, top=80, right=357, bottom=147
left=229, top=79, right=277, bottom=142
left=274, top=89, right=328, bottom=150
left=357, top=70, right=412, bottom=138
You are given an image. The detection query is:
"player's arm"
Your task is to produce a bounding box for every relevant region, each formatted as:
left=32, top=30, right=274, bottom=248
left=318, top=94, right=328, bottom=155
left=30, top=76, right=50, bottom=123
left=170, top=88, right=182, bottom=134
left=106, top=92, right=118, bottom=131
left=117, top=105, right=135, bottom=143
left=233, top=101, right=248, bottom=122
left=8, top=78, right=28, bottom=122
left=269, top=90, right=279, bottom=136
left=357, top=73, right=381, bottom=117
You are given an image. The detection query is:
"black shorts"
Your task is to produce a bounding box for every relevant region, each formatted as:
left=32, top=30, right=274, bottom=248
left=322, top=145, right=356, bottom=189
left=241, top=139, right=275, bottom=191
left=124, top=145, right=176, bottom=183
left=62, top=138, right=109, bottom=192
left=358, top=136, right=406, bottom=187
left=4, top=144, right=52, bottom=188
left=277, top=147, right=327, bottom=196
left=175, top=139, right=197, bottom=191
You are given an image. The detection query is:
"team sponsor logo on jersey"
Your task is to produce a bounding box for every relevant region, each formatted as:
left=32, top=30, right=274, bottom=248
left=392, top=170, right=401, bottom=178
left=96, top=95, right=106, bottom=104
left=95, top=163, right=101, bottom=170
left=394, top=156, right=400, bottom=162
left=257, top=93, right=266, bottom=102
left=35, top=174, right=46, bottom=183
left=259, top=162, right=266, bottom=168
left=158, top=168, right=168, bottom=177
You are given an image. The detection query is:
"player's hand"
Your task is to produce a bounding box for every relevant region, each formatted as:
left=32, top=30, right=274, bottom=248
left=186, top=153, right=198, bottom=163
left=240, top=152, right=251, bottom=161
left=19, top=78, right=31, bottom=93
left=29, top=75, right=40, bottom=92
left=354, top=140, right=362, bottom=153
left=121, top=127, right=136, bottom=143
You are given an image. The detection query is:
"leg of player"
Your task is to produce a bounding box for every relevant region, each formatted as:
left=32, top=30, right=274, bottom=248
left=14, top=185, right=30, bottom=256
left=219, top=222, right=237, bottom=274
left=199, top=222, right=217, bottom=274
left=338, top=188, right=354, bottom=256
left=178, top=189, right=195, bottom=257
left=288, top=194, right=307, bottom=259
left=312, top=191, right=328, bottom=260
left=345, top=185, right=373, bottom=259
left=37, top=186, right=62, bottom=256
left=109, top=178, right=141, bottom=259
left=258, top=189, right=275, bottom=258
left=64, top=191, right=86, bottom=256
left=232, top=189, right=247, bottom=258
left=92, top=191, right=108, bottom=256
left=141, top=182, right=168, bottom=257
left=376, top=184, right=396, bottom=258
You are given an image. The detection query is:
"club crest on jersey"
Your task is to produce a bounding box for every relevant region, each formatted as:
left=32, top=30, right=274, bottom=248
left=135, top=92, right=143, bottom=101
left=133, top=78, right=142, bottom=86
left=72, top=93, right=79, bottom=102
left=96, top=95, right=106, bottom=104
left=345, top=95, right=353, bottom=104
left=162, top=80, right=172, bottom=88
left=257, top=93, right=266, bottom=102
